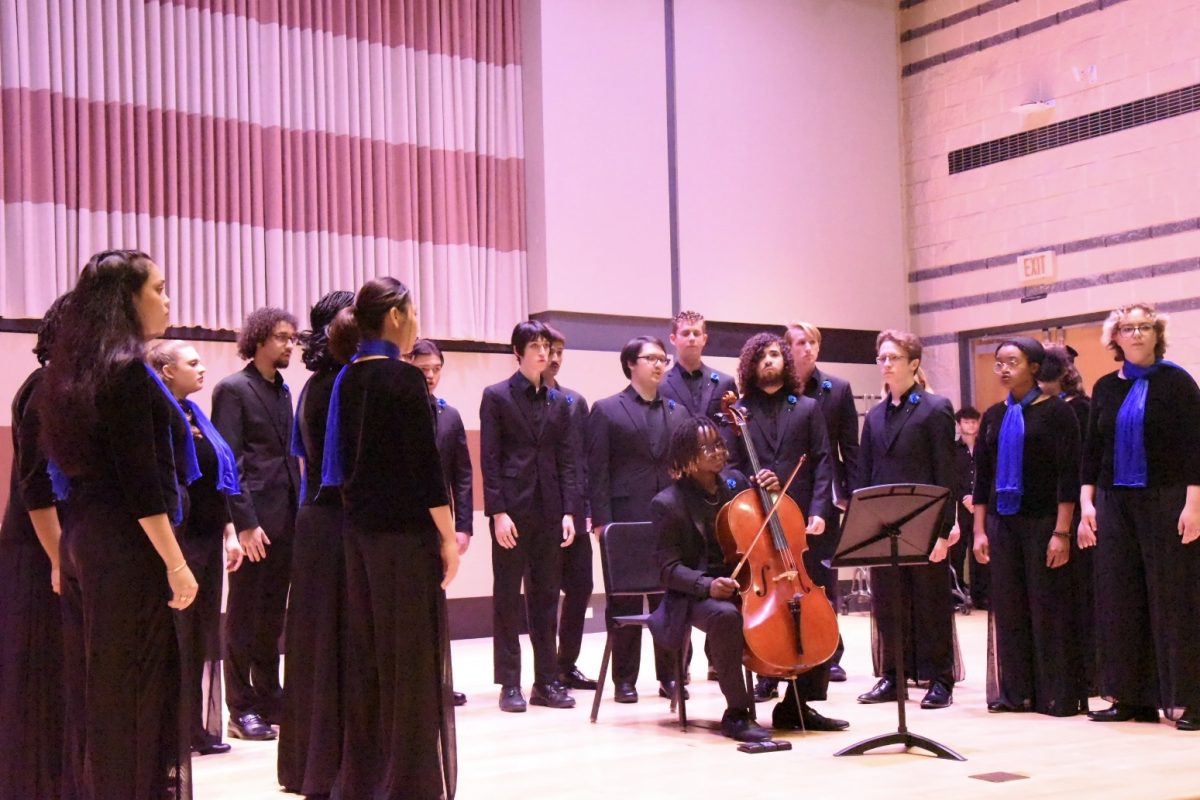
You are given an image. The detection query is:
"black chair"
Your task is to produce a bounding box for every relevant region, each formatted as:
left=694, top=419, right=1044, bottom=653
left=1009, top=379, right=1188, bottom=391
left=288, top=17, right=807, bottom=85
left=589, top=521, right=690, bottom=727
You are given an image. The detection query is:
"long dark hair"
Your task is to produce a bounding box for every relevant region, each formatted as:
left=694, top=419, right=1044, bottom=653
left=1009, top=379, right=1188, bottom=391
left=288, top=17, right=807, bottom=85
left=40, top=249, right=157, bottom=472
left=300, top=290, right=355, bottom=371
left=328, top=277, right=412, bottom=364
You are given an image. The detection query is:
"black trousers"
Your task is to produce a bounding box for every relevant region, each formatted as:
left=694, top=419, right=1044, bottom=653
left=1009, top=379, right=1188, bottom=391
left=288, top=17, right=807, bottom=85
left=224, top=499, right=295, bottom=718
left=871, top=560, right=956, bottom=686
left=1095, top=487, right=1200, bottom=710
left=688, top=598, right=751, bottom=710
left=175, top=526, right=225, bottom=747
left=492, top=514, right=562, bottom=687
left=986, top=513, right=1085, bottom=715
left=950, top=505, right=989, bottom=606
left=557, top=529, right=593, bottom=674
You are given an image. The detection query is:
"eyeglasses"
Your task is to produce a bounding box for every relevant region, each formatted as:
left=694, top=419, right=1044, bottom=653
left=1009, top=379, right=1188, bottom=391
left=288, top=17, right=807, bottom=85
left=637, top=355, right=669, bottom=366
left=271, top=333, right=298, bottom=345
left=875, top=354, right=909, bottom=364
left=1117, top=323, right=1154, bottom=337
left=993, top=358, right=1023, bottom=373
left=699, top=442, right=728, bottom=457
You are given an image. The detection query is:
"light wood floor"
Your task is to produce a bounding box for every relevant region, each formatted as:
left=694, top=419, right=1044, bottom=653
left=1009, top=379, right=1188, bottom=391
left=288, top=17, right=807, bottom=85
left=195, top=612, right=1200, bottom=799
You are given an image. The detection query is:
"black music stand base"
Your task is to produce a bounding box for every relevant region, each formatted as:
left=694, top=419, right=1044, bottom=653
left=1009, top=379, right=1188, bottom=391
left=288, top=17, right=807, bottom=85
left=835, top=730, right=964, bottom=761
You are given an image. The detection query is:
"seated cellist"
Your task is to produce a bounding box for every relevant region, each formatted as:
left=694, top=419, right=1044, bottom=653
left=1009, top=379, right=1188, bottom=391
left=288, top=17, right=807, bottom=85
left=648, top=417, right=776, bottom=742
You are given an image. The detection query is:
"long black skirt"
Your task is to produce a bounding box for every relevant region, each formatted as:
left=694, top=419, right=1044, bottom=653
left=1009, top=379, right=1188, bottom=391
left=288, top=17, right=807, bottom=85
left=984, top=513, right=1086, bottom=716
left=335, top=524, right=456, bottom=800
left=0, top=535, right=63, bottom=800
left=278, top=503, right=345, bottom=795
left=60, top=499, right=190, bottom=800
left=1095, top=486, right=1200, bottom=715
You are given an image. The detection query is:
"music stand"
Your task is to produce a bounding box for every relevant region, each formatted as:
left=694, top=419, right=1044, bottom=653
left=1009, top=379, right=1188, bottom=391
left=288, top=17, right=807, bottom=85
left=830, top=483, right=965, bottom=762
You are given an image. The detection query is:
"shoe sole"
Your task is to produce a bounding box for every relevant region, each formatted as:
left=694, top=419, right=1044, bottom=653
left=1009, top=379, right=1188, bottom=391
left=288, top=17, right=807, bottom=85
left=226, top=727, right=276, bottom=741
left=529, top=699, right=576, bottom=709
left=499, top=704, right=527, bottom=713
left=613, top=696, right=638, bottom=704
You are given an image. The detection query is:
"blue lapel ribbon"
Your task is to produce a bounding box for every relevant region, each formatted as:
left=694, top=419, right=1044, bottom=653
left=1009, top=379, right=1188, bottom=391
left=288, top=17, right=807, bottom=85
left=994, top=386, right=1041, bottom=516
left=321, top=338, right=402, bottom=488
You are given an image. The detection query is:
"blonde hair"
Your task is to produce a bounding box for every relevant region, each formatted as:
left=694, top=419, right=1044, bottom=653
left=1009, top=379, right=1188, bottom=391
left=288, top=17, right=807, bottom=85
left=146, top=339, right=190, bottom=375
left=784, top=321, right=822, bottom=346
left=1100, top=302, right=1168, bottom=362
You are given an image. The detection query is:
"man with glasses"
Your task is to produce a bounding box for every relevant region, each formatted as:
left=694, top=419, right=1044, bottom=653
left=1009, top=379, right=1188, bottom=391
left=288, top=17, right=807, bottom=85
left=660, top=310, right=738, bottom=423
left=480, top=321, right=581, bottom=712
left=212, top=307, right=302, bottom=740
left=727, top=333, right=847, bottom=731
left=587, top=336, right=690, bottom=703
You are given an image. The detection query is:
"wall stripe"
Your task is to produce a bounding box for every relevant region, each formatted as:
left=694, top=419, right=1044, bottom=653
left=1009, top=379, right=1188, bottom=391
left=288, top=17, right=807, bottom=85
left=901, top=0, right=1020, bottom=43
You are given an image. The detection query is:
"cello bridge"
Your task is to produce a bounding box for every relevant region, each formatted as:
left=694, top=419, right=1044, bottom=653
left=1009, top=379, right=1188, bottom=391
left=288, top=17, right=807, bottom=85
left=772, top=571, right=798, bottom=582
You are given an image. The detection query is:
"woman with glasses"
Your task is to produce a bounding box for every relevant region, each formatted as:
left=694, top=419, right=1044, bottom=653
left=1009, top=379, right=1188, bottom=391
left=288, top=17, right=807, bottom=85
left=855, top=330, right=961, bottom=710
left=972, top=338, right=1086, bottom=716
left=1079, top=303, right=1200, bottom=731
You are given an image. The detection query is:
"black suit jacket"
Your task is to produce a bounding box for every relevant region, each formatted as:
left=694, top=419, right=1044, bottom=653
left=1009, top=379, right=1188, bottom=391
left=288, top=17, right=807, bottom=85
left=212, top=363, right=300, bottom=534
left=648, top=470, right=748, bottom=650
left=587, top=386, right=689, bottom=527
left=434, top=398, right=473, bottom=536
left=804, top=368, right=860, bottom=506
left=727, top=390, right=834, bottom=522
left=557, top=384, right=590, bottom=521
left=659, top=361, right=738, bottom=422
left=479, top=371, right=579, bottom=522
left=856, top=386, right=957, bottom=533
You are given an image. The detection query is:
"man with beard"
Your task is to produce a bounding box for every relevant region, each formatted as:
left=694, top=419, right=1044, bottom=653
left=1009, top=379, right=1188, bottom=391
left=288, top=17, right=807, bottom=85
left=588, top=336, right=689, bottom=702
left=213, top=307, right=302, bottom=740
left=728, top=333, right=847, bottom=731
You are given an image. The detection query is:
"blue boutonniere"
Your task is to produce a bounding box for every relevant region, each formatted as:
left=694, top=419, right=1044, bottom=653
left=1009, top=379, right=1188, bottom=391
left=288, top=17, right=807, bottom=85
left=667, top=399, right=676, bottom=411
left=437, top=397, right=447, bottom=410
left=548, top=389, right=560, bottom=402
left=726, top=477, right=737, bottom=490
left=821, top=379, right=833, bottom=392
left=710, top=372, right=719, bottom=384
left=786, top=394, right=797, bottom=406
left=282, top=382, right=290, bottom=395
left=565, top=394, right=574, bottom=406
left=908, top=392, right=921, bottom=406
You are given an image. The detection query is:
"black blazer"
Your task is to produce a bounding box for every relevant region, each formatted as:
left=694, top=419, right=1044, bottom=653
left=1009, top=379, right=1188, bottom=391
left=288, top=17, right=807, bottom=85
left=648, top=470, right=748, bottom=650
left=434, top=398, right=474, bottom=536
left=587, top=386, right=689, bottom=527
left=727, top=391, right=834, bottom=522
left=211, top=363, right=301, bottom=533
left=805, top=368, right=860, bottom=506
left=659, top=361, right=738, bottom=422
left=856, top=385, right=957, bottom=533
left=557, top=384, right=590, bottom=521
left=479, top=371, right=579, bottom=522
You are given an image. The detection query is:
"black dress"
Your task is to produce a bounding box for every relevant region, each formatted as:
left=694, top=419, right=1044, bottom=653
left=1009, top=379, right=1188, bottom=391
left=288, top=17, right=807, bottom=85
left=975, top=395, right=1086, bottom=715
left=0, top=368, right=63, bottom=799
left=278, top=369, right=346, bottom=796
left=332, top=357, right=455, bottom=800
left=1081, top=365, right=1200, bottom=714
left=58, top=361, right=191, bottom=799
left=174, top=411, right=231, bottom=752
left=1063, top=394, right=1096, bottom=692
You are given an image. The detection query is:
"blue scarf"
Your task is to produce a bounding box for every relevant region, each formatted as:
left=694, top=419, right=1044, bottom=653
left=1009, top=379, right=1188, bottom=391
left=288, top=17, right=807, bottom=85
left=320, top=338, right=402, bottom=488
left=1114, top=360, right=1176, bottom=487
left=994, top=386, right=1041, bottom=516
left=183, top=398, right=240, bottom=496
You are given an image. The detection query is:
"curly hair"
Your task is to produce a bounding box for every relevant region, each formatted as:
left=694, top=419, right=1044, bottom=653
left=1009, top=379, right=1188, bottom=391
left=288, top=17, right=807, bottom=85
left=1040, top=345, right=1087, bottom=398
left=1100, top=302, right=1168, bottom=362
left=236, top=307, right=298, bottom=360
left=41, top=249, right=157, bottom=473
left=299, top=291, right=354, bottom=372
left=666, top=416, right=725, bottom=479
left=671, top=310, right=706, bottom=335
left=33, top=292, right=72, bottom=366
left=736, top=332, right=797, bottom=394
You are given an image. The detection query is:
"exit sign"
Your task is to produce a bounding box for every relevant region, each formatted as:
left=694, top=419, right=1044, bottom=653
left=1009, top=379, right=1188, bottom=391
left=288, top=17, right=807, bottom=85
left=1018, top=250, right=1056, bottom=286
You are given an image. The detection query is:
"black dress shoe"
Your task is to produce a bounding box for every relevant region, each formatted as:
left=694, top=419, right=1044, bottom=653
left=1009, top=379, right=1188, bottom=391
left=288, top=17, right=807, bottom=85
left=1087, top=702, right=1158, bottom=723
left=772, top=702, right=849, bottom=731
left=1177, top=706, right=1199, bottom=731
left=828, top=664, right=847, bottom=682
left=753, top=676, right=780, bottom=702
left=613, top=682, right=638, bottom=703
left=228, top=712, right=277, bottom=741
left=721, top=708, right=772, bottom=742
left=530, top=682, right=576, bottom=709
left=658, top=680, right=689, bottom=700
left=920, top=681, right=953, bottom=709
left=194, top=740, right=232, bottom=756
left=857, top=676, right=897, bottom=704
left=453, top=691, right=467, bottom=706
left=558, top=667, right=598, bottom=691
left=499, top=685, right=527, bottom=713
left=987, top=701, right=1030, bottom=713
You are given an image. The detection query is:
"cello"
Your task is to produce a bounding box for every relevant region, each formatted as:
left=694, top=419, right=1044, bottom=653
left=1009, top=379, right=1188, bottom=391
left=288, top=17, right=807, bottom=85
left=716, top=392, right=840, bottom=678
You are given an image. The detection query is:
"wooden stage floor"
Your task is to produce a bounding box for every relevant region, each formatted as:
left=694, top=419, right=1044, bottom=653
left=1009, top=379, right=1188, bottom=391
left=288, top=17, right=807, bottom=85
left=194, top=612, right=1200, bottom=799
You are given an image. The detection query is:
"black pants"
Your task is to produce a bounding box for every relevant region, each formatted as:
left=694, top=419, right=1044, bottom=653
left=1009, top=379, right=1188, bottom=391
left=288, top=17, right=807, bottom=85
left=1095, top=487, right=1200, bottom=710
left=951, top=506, right=989, bottom=606
left=175, top=526, right=225, bottom=747
left=492, top=514, right=562, bottom=687
left=871, top=560, right=956, bottom=686
left=224, top=503, right=295, bottom=719
left=557, top=529, right=593, bottom=674
left=688, top=598, right=751, bottom=710
left=986, top=513, right=1085, bottom=715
